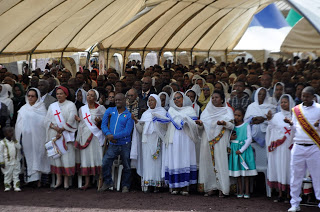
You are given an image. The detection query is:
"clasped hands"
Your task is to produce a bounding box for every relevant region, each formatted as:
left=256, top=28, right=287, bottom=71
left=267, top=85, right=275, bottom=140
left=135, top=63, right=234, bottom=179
left=195, top=120, right=226, bottom=126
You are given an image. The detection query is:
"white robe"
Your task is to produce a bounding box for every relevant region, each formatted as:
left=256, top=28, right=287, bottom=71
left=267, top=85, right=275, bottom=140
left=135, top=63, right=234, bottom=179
left=15, top=90, right=50, bottom=182
left=266, top=94, right=294, bottom=192
left=0, top=84, right=14, bottom=117
left=198, top=100, right=234, bottom=195
left=76, top=105, right=106, bottom=176
left=135, top=94, right=167, bottom=187
left=45, top=100, right=77, bottom=176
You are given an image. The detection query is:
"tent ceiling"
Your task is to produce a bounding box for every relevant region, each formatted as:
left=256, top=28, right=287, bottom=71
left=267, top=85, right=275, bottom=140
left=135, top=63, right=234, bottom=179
left=0, top=0, right=145, bottom=62
left=0, top=0, right=277, bottom=63
left=99, top=0, right=276, bottom=52
left=281, top=18, right=320, bottom=54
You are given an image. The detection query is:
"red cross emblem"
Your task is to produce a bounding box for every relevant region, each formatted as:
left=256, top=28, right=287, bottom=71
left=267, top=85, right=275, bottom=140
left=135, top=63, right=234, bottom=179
left=84, top=113, right=92, bottom=126
left=54, top=110, right=61, bottom=122
left=284, top=127, right=291, bottom=135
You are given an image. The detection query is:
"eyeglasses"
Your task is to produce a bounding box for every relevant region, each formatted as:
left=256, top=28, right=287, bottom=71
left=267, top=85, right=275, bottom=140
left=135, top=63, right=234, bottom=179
left=202, top=88, right=210, bottom=91
left=173, top=96, right=182, bottom=101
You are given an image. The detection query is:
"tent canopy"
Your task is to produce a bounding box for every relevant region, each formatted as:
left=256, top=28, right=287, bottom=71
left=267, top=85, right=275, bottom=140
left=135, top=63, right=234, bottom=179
left=99, top=0, right=275, bottom=53
left=0, top=0, right=145, bottom=62
left=0, top=0, right=277, bottom=63
left=281, top=18, right=320, bottom=54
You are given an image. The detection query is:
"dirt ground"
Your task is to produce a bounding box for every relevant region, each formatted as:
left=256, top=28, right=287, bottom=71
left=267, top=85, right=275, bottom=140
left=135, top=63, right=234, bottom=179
left=0, top=185, right=319, bottom=212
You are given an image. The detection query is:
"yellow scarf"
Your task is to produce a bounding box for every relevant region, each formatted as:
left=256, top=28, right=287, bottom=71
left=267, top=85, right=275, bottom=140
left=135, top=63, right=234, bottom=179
left=198, top=83, right=214, bottom=111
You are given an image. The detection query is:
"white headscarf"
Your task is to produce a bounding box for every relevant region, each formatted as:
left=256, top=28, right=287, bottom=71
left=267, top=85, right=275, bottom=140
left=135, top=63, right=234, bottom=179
left=191, top=84, right=201, bottom=97
left=166, top=91, right=200, bottom=145
left=88, top=89, right=99, bottom=104
left=75, top=88, right=87, bottom=104
left=158, top=92, right=170, bottom=110
left=271, top=82, right=285, bottom=105
left=185, top=88, right=200, bottom=117
left=245, top=87, right=276, bottom=121
left=200, top=95, right=234, bottom=141
left=0, top=84, right=13, bottom=112
left=25, top=88, right=45, bottom=109
left=192, top=75, right=206, bottom=85
left=139, top=94, right=167, bottom=136
left=279, top=94, right=295, bottom=119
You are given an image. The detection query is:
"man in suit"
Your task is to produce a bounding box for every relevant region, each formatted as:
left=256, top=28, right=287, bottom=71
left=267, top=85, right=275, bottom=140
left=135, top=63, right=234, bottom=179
left=38, top=79, right=57, bottom=110
left=138, top=76, right=157, bottom=114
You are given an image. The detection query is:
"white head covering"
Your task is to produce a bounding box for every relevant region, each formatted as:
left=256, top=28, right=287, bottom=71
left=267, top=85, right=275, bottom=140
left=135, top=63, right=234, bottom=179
left=0, top=84, right=13, bottom=109
left=200, top=94, right=234, bottom=141
left=88, top=89, right=99, bottom=104
left=166, top=91, right=199, bottom=144
left=271, top=82, right=285, bottom=105
left=75, top=88, right=87, bottom=104
left=25, top=88, right=46, bottom=111
left=279, top=94, right=295, bottom=118
left=185, top=88, right=200, bottom=117
left=140, top=94, right=167, bottom=136
left=158, top=92, right=170, bottom=110
left=192, top=75, right=206, bottom=85
left=191, top=84, right=201, bottom=97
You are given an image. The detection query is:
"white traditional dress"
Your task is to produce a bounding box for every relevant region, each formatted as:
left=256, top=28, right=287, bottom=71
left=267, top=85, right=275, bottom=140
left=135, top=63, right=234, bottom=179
left=198, top=99, right=234, bottom=195
left=0, top=84, right=14, bottom=118
left=15, top=88, right=50, bottom=182
left=134, top=94, right=167, bottom=188
left=163, top=92, right=200, bottom=188
left=75, top=101, right=106, bottom=176
left=266, top=94, right=294, bottom=192
left=45, top=100, right=77, bottom=176
left=244, top=87, right=276, bottom=147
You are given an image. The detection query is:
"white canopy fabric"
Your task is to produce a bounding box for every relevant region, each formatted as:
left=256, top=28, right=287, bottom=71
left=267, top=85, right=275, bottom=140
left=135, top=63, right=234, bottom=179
left=99, top=0, right=275, bottom=53
left=281, top=18, right=320, bottom=54
left=287, top=0, right=320, bottom=34
left=0, top=0, right=276, bottom=63
left=0, top=0, right=145, bottom=62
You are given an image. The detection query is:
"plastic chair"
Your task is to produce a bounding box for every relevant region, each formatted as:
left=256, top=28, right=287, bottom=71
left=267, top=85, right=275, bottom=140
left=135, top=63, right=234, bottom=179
left=112, top=155, right=123, bottom=191
left=251, top=142, right=271, bottom=197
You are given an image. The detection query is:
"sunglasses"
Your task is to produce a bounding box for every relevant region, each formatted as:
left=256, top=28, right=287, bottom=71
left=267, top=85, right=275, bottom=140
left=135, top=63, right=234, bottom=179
left=202, top=88, right=210, bottom=91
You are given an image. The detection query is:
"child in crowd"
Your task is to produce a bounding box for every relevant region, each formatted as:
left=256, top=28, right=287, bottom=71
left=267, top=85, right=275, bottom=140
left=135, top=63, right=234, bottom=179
left=229, top=108, right=257, bottom=198
left=0, top=127, right=21, bottom=192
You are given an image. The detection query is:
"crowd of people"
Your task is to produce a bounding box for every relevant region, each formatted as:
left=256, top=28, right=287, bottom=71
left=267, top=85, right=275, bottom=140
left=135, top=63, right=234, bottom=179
left=0, top=56, right=319, bottom=212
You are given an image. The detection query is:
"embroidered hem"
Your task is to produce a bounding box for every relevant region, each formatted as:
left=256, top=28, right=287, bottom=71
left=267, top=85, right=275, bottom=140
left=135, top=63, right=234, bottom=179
left=51, top=165, right=75, bottom=176
left=79, top=166, right=102, bottom=176
left=267, top=180, right=290, bottom=191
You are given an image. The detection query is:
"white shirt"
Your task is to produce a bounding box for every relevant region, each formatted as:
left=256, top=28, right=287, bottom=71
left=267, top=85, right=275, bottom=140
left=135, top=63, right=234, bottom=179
left=292, top=101, right=320, bottom=144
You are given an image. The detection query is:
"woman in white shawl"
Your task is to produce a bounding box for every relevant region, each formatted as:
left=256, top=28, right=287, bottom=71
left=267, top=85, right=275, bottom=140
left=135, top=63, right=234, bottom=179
left=45, top=86, right=78, bottom=190
left=0, top=84, right=14, bottom=118
left=197, top=90, right=234, bottom=197
left=158, top=92, right=170, bottom=111
left=164, top=91, right=200, bottom=195
left=133, top=94, right=167, bottom=192
left=271, top=82, right=285, bottom=112
left=75, top=89, right=106, bottom=190
left=15, top=88, right=50, bottom=186
left=266, top=94, right=294, bottom=202
left=186, top=88, right=200, bottom=118
left=244, top=87, right=276, bottom=147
